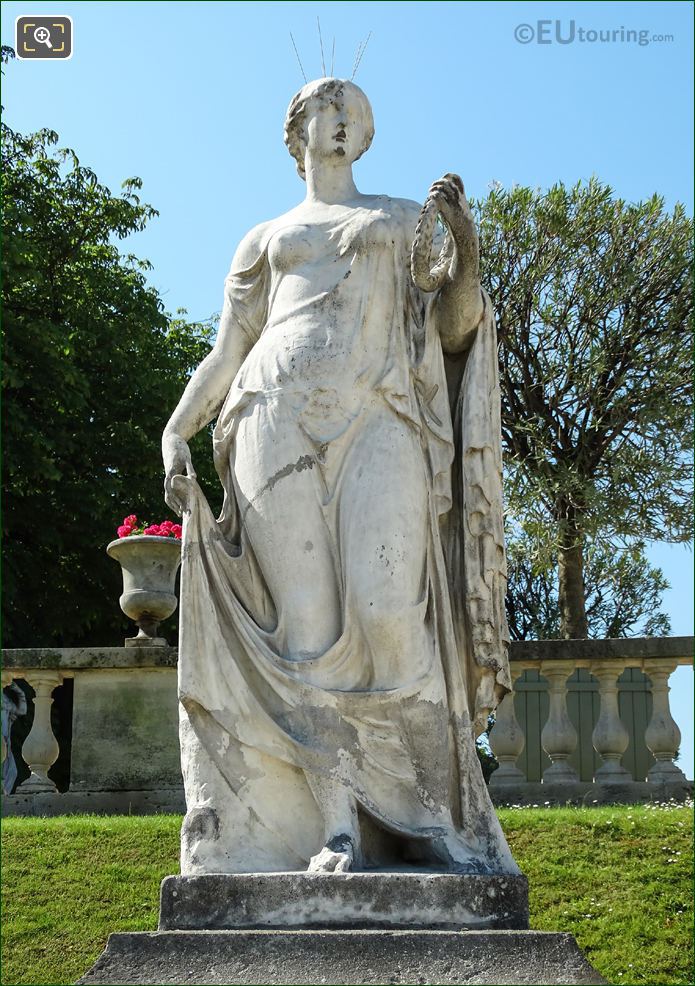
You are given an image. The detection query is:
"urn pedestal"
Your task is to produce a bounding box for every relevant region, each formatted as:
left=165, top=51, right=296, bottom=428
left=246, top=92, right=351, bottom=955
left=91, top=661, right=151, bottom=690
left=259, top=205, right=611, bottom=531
left=106, top=536, right=181, bottom=647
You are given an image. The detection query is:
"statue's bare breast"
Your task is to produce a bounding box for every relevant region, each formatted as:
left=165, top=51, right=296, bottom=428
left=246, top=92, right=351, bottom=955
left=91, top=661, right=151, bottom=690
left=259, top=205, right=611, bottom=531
left=240, top=204, right=402, bottom=394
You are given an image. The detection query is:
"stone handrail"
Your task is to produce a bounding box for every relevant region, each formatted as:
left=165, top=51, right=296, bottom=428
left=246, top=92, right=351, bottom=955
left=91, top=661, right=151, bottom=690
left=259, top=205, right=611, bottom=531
left=1, top=637, right=692, bottom=812
left=2, top=646, right=177, bottom=671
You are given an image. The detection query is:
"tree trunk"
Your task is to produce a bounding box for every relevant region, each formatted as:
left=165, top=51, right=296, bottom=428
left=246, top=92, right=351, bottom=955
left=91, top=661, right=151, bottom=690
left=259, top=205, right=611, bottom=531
left=556, top=503, right=589, bottom=639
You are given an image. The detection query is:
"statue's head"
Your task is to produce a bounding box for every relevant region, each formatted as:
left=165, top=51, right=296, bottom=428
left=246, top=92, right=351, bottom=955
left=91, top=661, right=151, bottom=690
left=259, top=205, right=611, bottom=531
left=284, top=78, right=374, bottom=179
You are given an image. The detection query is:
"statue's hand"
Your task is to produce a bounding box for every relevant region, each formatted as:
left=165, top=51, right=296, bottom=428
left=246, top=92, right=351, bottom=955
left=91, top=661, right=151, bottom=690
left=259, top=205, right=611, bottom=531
left=412, top=174, right=479, bottom=294
left=163, top=431, right=196, bottom=516
left=427, top=173, right=476, bottom=245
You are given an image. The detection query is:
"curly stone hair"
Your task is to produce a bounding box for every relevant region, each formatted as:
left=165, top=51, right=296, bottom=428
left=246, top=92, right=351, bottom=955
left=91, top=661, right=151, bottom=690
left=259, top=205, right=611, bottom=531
left=283, top=78, right=375, bottom=180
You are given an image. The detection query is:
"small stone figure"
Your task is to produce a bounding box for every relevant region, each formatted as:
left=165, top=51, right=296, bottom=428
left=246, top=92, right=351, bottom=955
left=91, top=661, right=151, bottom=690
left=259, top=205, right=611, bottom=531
left=2, top=682, right=28, bottom=795
left=163, top=78, right=518, bottom=876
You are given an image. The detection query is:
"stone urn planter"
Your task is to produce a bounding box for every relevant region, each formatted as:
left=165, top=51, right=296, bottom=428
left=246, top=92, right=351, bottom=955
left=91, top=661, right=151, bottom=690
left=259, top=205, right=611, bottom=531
left=107, top=536, right=182, bottom=647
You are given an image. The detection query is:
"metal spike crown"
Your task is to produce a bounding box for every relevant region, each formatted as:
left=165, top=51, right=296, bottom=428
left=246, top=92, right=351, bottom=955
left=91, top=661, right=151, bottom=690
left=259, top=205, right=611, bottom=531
left=289, top=21, right=372, bottom=84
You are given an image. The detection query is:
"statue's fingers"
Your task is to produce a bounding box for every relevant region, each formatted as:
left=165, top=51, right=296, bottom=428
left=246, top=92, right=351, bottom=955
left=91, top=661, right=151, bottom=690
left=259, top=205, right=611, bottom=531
left=434, top=179, right=466, bottom=209
left=164, top=489, right=181, bottom=517
left=430, top=181, right=459, bottom=207
left=171, top=474, right=194, bottom=515
left=334, top=856, right=351, bottom=873
left=429, top=188, right=452, bottom=209
left=433, top=175, right=460, bottom=191
left=165, top=493, right=182, bottom=517
left=165, top=475, right=184, bottom=516
left=429, top=177, right=454, bottom=193
left=443, top=173, right=464, bottom=194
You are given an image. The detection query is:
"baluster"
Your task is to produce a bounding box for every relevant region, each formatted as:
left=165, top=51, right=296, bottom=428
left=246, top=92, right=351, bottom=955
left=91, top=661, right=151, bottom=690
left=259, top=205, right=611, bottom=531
left=16, top=672, right=62, bottom=793
left=541, top=660, right=578, bottom=782
left=489, top=666, right=526, bottom=786
left=591, top=661, right=630, bottom=782
left=644, top=660, right=687, bottom=784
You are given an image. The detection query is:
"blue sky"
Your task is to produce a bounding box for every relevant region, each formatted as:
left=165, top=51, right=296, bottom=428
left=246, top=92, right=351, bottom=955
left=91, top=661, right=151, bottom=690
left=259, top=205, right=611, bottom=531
left=2, top=0, right=693, bottom=774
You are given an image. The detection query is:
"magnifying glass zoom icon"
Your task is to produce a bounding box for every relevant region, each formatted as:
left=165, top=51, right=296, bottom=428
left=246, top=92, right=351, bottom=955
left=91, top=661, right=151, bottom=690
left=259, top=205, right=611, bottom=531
left=33, top=26, right=53, bottom=48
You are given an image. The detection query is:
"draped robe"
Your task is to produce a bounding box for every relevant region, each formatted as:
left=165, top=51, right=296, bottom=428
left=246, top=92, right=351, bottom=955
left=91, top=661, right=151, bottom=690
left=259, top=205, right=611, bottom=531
left=174, top=195, right=517, bottom=875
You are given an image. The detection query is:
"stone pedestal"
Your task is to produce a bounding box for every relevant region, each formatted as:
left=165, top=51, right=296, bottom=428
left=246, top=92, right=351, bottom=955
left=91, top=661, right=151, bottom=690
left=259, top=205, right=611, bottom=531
left=78, top=929, right=605, bottom=985
left=78, top=872, right=606, bottom=985
left=159, top=872, right=529, bottom=931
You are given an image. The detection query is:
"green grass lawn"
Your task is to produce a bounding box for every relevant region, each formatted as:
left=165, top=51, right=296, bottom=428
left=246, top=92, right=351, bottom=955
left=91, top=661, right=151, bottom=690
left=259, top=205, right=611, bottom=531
left=1, top=804, right=692, bottom=986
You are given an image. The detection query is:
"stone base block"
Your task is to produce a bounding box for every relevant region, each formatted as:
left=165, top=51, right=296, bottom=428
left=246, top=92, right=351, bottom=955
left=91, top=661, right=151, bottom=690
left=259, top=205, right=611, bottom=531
left=1, top=788, right=185, bottom=817
left=77, top=929, right=606, bottom=985
left=489, top=779, right=693, bottom=807
left=159, top=872, right=529, bottom=931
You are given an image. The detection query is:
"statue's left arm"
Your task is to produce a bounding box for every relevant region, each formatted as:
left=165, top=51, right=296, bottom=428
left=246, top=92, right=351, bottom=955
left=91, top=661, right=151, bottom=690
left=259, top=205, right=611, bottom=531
left=412, top=174, right=512, bottom=731
left=426, top=174, right=485, bottom=353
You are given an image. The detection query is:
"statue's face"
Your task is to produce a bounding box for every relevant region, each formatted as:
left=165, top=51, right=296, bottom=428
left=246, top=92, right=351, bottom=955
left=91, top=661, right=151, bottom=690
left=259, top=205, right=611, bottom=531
left=304, top=81, right=367, bottom=166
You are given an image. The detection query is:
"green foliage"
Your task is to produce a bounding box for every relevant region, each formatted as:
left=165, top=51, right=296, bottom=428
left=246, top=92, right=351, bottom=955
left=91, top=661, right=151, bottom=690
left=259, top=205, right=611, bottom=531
left=1, top=121, right=217, bottom=646
left=476, top=179, right=693, bottom=636
left=1, top=807, right=692, bottom=985
left=506, top=531, right=672, bottom=640
left=476, top=712, right=499, bottom=783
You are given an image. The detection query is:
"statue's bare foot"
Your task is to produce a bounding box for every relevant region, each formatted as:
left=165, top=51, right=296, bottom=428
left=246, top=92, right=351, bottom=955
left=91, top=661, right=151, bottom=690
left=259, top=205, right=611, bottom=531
left=308, top=834, right=355, bottom=873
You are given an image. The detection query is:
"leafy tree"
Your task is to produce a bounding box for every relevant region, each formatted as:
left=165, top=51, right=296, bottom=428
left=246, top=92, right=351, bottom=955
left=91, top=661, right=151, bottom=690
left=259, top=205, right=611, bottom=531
left=476, top=180, right=693, bottom=638
left=505, top=530, right=671, bottom=641
left=2, top=118, right=216, bottom=647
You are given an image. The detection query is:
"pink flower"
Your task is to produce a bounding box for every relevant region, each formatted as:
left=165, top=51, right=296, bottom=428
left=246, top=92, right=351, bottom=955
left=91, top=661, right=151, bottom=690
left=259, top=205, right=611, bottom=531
left=116, top=513, right=183, bottom=539
left=116, top=514, right=140, bottom=537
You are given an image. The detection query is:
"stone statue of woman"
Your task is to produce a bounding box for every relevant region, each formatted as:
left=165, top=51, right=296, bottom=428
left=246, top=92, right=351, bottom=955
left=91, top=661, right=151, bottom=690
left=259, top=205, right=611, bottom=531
left=163, top=77, right=518, bottom=877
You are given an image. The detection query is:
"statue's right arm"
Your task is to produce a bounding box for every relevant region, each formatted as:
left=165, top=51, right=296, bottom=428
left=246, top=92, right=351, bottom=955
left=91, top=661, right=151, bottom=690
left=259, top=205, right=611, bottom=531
left=162, top=222, right=270, bottom=513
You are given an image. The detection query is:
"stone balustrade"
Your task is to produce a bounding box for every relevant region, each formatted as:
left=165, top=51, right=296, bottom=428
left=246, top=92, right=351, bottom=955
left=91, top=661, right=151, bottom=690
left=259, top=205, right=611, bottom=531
left=1, top=637, right=692, bottom=815
left=2, top=648, right=183, bottom=816
left=488, top=636, right=693, bottom=805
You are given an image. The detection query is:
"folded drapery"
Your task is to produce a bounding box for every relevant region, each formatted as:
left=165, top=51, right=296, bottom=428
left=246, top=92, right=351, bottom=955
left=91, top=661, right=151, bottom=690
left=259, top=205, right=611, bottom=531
left=175, top=197, right=515, bottom=875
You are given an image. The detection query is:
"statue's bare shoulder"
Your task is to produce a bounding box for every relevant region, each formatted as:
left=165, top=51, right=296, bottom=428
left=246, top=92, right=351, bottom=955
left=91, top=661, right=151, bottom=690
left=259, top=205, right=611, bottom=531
left=370, top=195, right=428, bottom=247
left=229, top=219, right=278, bottom=275
left=376, top=194, right=423, bottom=226
left=229, top=202, right=334, bottom=272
